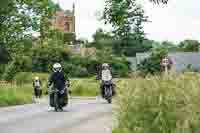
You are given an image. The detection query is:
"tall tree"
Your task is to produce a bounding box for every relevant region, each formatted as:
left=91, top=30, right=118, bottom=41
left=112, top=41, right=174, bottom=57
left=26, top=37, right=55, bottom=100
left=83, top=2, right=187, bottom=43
left=103, top=0, right=148, bottom=56
left=179, top=39, right=200, bottom=52
left=92, top=28, right=113, bottom=49
left=0, top=0, right=59, bottom=47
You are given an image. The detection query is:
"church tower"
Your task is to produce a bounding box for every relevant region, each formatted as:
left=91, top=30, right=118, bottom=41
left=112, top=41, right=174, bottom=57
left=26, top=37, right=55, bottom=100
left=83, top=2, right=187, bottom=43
left=72, top=3, right=75, bottom=33
left=51, top=3, right=76, bottom=44
left=52, top=3, right=76, bottom=34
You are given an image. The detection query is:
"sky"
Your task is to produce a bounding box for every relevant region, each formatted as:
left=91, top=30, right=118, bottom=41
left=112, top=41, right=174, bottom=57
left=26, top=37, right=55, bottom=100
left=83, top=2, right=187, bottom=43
left=53, top=0, right=200, bottom=43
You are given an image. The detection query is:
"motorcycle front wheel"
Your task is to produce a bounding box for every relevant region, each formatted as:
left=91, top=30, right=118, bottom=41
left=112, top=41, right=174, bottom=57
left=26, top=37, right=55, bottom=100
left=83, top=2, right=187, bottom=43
left=54, top=92, right=59, bottom=112
left=107, top=97, right=112, bottom=104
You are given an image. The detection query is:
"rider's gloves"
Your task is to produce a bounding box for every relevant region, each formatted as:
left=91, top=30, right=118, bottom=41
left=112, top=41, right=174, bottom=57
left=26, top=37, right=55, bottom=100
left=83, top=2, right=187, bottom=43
left=60, top=89, right=65, bottom=95
left=68, top=89, right=72, bottom=94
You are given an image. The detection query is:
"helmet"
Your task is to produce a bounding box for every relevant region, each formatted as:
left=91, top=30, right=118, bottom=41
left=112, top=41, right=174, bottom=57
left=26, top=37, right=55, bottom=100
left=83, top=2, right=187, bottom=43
left=53, top=63, right=62, bottom=72
left=35, top=77, right=39, bottom=80
left=102, top=63, right=109, bottom=69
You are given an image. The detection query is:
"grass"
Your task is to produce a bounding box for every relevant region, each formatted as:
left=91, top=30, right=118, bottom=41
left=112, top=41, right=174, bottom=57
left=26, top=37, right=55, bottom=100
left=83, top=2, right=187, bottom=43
left=113, top=74, right=200, bottom=133
left=0, top=84, right=33, bottom=107
left=70, top=78, right=99, bottom=96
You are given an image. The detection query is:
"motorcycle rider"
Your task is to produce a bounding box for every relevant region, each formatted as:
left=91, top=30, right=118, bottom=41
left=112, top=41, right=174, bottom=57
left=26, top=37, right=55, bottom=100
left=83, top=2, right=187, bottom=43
left=100, top=63, right=116, bottom=98
left=33, top=76, right=42, bottom=98
left=48, top=63, right=70, bottom=110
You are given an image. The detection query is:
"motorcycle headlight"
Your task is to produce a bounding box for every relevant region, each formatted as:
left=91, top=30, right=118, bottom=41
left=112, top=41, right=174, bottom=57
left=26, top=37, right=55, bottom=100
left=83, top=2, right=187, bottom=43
left=105, top=81, right=110, bottom=84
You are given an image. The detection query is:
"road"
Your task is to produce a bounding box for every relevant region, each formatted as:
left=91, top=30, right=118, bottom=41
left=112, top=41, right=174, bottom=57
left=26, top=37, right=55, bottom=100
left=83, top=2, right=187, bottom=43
left=0, top=97, right=112, bottom=133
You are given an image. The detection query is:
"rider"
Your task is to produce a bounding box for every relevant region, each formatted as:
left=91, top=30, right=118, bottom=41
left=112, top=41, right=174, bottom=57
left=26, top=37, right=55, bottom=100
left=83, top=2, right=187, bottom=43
left=33, top=76, right=42, bottom=98
left=100, top=63, right=116, bottom=98
left=48, top=63, right=70, bottom=108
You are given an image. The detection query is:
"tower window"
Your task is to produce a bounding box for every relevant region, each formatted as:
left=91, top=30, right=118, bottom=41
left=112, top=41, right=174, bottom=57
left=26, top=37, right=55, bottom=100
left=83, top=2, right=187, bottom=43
left=65, top=22, right=70, bottom=32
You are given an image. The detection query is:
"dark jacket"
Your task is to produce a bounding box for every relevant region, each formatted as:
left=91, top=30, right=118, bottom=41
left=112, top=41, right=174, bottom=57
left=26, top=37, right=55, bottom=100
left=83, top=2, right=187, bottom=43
left=48, top=71, right=69, bottom=90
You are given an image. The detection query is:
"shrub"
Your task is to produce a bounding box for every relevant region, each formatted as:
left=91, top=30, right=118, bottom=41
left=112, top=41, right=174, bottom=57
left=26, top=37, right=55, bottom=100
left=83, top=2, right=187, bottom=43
left=32, top=45, right=71, bottom=72
left=3, top=44, right=130, bottom=78
left=137, top=48, right=168, bottom=75
left=112, top=61, right=129, bottom=77
left=2, top=61, right=18, bottom=81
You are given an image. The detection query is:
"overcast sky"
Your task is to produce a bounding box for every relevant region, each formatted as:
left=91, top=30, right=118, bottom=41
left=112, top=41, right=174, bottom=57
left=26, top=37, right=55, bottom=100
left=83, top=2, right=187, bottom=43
left=53, top=0, right=200, bottom=43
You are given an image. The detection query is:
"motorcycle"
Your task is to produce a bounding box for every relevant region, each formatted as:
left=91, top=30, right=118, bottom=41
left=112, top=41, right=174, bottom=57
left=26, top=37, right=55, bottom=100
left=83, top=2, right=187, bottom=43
left=49, top=87, right=68, bottom=112
left=103, top=80, right=113, bottom=104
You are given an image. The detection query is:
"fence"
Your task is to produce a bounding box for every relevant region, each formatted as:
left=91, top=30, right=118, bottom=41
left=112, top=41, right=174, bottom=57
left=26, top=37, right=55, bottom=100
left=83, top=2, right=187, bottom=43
left=0, top=81, right=17, bottom=87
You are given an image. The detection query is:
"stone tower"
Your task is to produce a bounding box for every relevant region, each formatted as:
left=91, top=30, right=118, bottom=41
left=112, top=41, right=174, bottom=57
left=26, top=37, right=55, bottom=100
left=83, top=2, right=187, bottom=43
left=52, top=3, right=76, bottom=34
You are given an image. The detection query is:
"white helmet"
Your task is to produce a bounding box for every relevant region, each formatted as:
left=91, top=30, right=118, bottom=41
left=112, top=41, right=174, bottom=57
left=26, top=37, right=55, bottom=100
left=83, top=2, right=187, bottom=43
left=102, top=63, right=109, bottom=69
left=53, top=63, right=62, bottom=72
left=102, top=63, right=109, bottom=67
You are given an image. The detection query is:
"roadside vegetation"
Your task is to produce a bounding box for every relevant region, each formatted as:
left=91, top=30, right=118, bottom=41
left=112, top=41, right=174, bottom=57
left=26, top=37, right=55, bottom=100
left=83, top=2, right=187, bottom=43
left=113, top=73, right=200, bottom=133
left=70, top=78, right=99, bottom=96
left=0, top=73, right=100, bottom=107
left=0, top=84, right=33, bottom=107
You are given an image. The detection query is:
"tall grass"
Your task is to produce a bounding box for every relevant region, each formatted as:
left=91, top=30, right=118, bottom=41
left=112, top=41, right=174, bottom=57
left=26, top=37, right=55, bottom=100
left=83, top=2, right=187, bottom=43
left=0, top=84, right=33, bottom=107
left=114, top=74, right=200, bottom=133
left=70, top=78, right=99, bottom=96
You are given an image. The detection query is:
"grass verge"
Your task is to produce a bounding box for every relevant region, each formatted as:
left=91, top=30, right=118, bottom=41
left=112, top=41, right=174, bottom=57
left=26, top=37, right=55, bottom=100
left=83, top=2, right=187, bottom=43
left=0, top=77, right=100, bottom=107
left=114, top=74, right=200, bottom=133
left=0, top=84, right=33, bottom=107
left=70, top=78, right=99, bottom=96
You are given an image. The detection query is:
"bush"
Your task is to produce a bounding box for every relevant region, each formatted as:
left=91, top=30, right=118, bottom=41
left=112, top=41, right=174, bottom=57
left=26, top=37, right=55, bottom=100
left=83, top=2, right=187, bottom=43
left=3, top=44, right=130, bottom=78
left=112, top=61, right=129, bottom=77
left=2, top=61, right=18, bottom=81
left=114, top=75, right=200, bottom=133
left=32, top=45, right=71, bottom=72
left=0, top=64, right=6, bottom=79
left=63, top=55, right=129, bottom=78
left=137, top=48, right=168, bottom=75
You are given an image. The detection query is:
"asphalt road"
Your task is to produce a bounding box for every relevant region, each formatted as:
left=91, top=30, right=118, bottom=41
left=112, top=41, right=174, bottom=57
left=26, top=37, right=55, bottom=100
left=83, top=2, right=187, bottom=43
left=0, top=97, right=112, bottom=133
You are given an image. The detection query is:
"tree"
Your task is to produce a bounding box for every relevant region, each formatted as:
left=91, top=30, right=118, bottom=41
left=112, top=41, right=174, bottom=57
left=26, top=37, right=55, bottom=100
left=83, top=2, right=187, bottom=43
left=64, top=33, right=76, bottom=45
left=0, top=0, right=10, bottom=8
left=154, top=41, right=178, bottom=51
left=103, top=0, right=148, bottom=56
left=137, top=47, right=168, bottom=75
left=179, top=40, right=200, bottom=52
left=0, top=45, right=10, bottom=64
left=92, top=28, right=113, bottom=49
left=0, top=0, right=59, bottom=47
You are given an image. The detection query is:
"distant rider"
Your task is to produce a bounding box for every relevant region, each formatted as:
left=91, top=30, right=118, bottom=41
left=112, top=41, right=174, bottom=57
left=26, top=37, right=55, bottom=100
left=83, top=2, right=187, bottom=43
left=99, top=63, right=116, bottom=98
left=33, top=76, right=42, bottom=98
